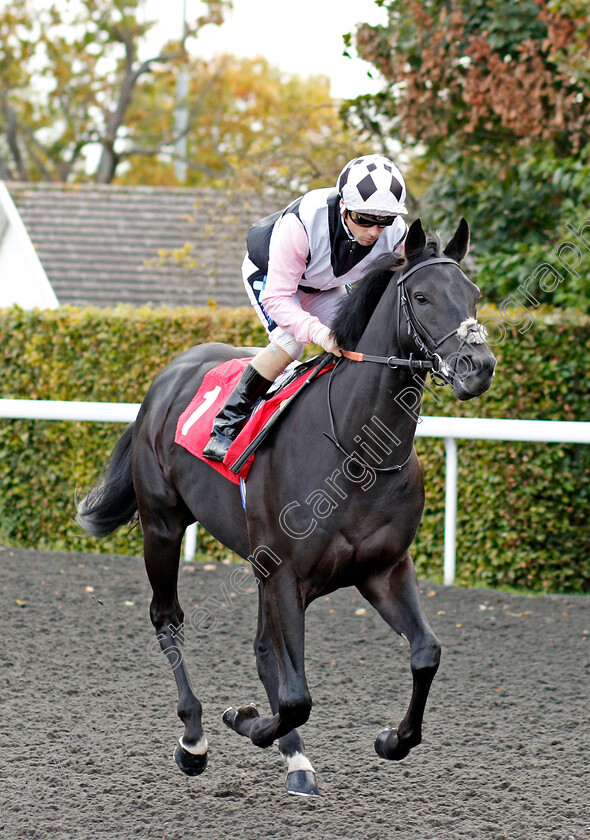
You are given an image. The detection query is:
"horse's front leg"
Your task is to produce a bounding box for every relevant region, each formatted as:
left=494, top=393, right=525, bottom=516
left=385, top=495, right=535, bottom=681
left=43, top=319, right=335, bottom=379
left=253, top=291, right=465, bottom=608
left=142, top=512, right=208, bottom=777
left=246, top=592, right=318, bottom=796
left=358, top=552, right=441, bottom=761
left=223, top=569, right=312, bottom=755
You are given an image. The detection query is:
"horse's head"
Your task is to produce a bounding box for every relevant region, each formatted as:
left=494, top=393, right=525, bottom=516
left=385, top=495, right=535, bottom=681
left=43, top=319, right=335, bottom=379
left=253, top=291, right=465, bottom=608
left=398, top=218, right=496, bottom=401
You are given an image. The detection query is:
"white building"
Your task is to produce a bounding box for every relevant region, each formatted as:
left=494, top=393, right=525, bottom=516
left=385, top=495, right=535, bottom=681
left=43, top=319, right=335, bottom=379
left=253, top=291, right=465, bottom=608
left=0, top=181, right=59, bottom=309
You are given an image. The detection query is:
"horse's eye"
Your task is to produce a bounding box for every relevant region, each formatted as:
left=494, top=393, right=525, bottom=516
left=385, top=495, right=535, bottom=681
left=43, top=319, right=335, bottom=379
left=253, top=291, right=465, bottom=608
left=414, top=293, right=428, bottom=305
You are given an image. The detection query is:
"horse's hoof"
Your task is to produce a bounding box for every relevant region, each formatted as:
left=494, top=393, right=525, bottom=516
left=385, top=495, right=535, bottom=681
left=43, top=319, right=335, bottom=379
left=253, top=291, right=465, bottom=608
left=222, top=706, right=237, bottom=729
left=173, top=741, right=208, bottom=776
left=286, top=769, right=319, bottom=797
left=222, top=703, right=258, bottom=732
left=375, top=727, right=410, bottom=761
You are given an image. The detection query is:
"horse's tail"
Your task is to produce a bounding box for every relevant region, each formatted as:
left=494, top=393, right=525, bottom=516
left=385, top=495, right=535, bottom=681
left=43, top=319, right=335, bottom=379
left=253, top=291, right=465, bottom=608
left=76, top=424, right=138, bottom=538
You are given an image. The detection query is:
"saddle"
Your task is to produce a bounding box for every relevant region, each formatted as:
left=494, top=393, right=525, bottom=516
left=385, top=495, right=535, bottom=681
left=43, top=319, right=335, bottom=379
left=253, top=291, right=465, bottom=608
left=175, top=354, right=334, bottom=484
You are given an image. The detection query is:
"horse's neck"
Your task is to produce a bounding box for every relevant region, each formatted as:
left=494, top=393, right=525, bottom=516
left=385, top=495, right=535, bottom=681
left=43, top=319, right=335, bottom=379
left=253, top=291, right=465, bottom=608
left=335, top=362, right=425, bottom=451
left=360, top=270, right=406, bottom=348
left=335, top=281, right=425, bottom=455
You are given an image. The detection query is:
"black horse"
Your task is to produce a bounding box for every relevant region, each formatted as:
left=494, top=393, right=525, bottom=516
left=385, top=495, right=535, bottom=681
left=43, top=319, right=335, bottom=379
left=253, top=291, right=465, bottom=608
left=77, top=219, right=495, bottom=796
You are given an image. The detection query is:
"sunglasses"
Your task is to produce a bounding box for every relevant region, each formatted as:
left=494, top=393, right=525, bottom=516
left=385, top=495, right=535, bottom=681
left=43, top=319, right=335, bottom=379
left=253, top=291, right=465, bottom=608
left=348, top=210, right=397, bottom=228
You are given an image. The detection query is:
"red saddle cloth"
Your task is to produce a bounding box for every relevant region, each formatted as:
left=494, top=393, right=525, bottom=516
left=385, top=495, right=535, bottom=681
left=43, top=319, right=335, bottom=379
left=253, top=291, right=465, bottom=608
left=174, top=357, right=331, bottom=484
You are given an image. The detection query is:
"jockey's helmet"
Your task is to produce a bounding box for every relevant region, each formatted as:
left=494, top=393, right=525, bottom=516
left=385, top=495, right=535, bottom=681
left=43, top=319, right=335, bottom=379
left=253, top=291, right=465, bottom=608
left=337, top=154, right=407, bottom=216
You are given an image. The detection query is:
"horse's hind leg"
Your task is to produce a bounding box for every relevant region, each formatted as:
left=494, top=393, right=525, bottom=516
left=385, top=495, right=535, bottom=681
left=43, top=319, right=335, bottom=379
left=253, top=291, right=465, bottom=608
left=358, top=552, right=441, bottom=761
left=249, top=594, right=318, bottom=796
left=138, top=484, right=207, bottom=776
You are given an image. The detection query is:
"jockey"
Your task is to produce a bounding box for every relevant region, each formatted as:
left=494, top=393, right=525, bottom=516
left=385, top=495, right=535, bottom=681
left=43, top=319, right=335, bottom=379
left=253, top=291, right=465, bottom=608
left=202, top=154, right=409, bottom=462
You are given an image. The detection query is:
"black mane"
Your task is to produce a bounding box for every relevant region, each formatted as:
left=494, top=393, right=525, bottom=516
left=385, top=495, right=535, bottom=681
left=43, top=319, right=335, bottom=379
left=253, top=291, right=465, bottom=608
left=331, top=234, right=442, bottom=350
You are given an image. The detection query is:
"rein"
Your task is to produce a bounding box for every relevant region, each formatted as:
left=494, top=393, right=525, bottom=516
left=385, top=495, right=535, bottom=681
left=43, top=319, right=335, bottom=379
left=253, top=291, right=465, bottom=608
left=341, top=350, right=436, bottom=372
left=323, top=358, right=415, bottom=473
left=324, top=256, right=478, bottom=473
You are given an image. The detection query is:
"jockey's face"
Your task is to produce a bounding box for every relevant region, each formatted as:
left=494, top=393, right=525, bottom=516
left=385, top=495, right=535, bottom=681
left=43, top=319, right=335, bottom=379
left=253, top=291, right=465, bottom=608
left=342, top=205, right=389, bottom=247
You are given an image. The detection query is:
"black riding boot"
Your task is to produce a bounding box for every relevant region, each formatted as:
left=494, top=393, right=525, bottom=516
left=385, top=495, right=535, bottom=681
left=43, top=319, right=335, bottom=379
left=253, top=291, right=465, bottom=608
left=202, top=364, right=273, bottom=463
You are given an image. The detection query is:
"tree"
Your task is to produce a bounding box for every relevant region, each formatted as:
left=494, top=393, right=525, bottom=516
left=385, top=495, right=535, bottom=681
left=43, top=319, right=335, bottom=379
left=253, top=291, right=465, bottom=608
left=346, top=0, right=590, bottom=307
left=0, top=0, right=367, bottom=197
left=116, top=53, right=365, bottom=195
left=138, top=54, right=367, bottom=277
left=350, top=0, right=590, bottom=154
left=0, top=0, right=230, bottom=183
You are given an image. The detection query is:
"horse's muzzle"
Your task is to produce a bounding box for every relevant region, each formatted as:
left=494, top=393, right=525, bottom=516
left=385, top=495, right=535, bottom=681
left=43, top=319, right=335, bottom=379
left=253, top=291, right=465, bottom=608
left=450, top=347, right=496, bottom=401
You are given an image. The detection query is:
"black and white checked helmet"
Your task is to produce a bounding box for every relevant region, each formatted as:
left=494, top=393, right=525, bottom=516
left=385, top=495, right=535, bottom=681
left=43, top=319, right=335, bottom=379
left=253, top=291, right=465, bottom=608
left=337, top=154, right=407, bottom=215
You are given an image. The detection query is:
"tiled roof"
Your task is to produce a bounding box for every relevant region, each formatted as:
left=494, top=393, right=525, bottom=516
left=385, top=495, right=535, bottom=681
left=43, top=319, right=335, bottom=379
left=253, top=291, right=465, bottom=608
left=7, top=182, right=277, bottom=308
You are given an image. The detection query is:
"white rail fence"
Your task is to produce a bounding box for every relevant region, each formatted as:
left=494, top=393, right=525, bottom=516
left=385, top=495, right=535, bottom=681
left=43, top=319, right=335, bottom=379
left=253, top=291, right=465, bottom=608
left=1, top=399, right=589, bottom=585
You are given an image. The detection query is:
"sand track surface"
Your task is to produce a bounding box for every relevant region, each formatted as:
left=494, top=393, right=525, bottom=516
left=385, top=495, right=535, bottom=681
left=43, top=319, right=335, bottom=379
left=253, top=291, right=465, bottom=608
left=1, top=547, right=588, bottom=840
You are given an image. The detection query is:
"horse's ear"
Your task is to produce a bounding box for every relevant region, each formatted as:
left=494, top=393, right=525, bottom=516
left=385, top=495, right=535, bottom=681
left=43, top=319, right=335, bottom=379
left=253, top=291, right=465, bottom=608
left=443, top=218, right=470, bottom=262
left=404, top=218, right=426, bottom=260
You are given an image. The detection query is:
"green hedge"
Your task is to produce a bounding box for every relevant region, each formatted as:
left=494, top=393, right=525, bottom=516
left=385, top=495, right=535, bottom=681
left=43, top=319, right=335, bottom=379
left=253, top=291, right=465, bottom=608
left=1, top=304, right=589, bottom=593
left=412, top=307, right=590, bottom=593
left=0, top=305, right=266, bottom=559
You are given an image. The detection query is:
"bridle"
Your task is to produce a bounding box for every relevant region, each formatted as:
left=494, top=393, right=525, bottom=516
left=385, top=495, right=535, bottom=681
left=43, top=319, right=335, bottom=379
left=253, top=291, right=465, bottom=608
left=341, top=257, right=480, bottom=380
left=325, top=256, right=486, bottom=472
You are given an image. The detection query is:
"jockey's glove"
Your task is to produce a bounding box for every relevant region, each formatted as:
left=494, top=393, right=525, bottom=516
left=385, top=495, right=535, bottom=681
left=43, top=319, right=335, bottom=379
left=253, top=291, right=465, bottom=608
left=309, top=323, right=342, bottom=357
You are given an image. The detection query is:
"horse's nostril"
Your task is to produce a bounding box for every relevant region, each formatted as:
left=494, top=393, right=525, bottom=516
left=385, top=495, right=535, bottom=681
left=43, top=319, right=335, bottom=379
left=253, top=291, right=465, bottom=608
left=483, top=356, right=496, bottom=375
left=457, top=353, right=495, bottom=381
